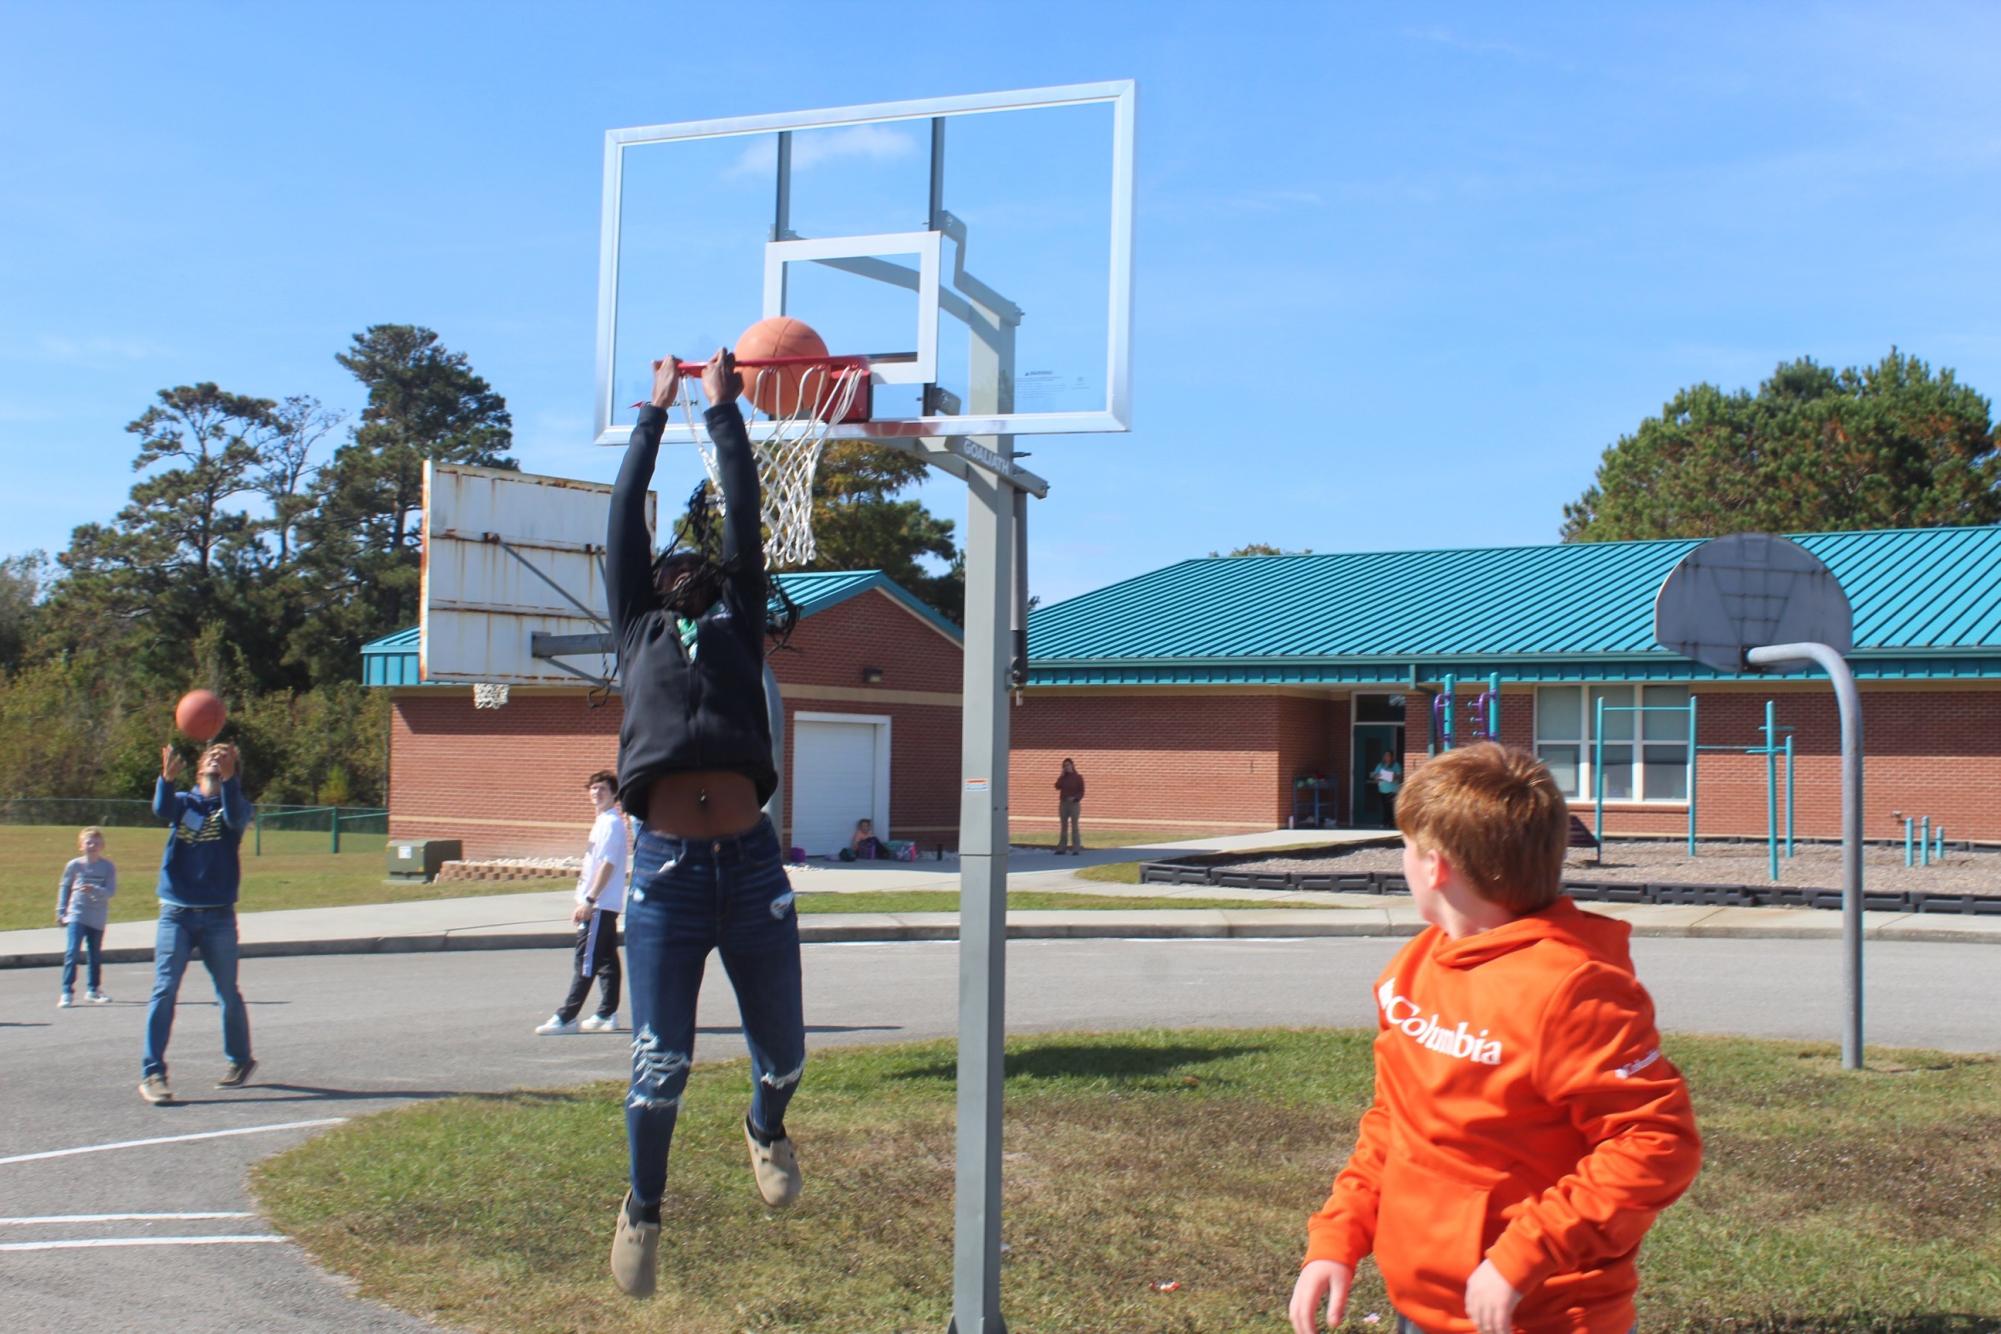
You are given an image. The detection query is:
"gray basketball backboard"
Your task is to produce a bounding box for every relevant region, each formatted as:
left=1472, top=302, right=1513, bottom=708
left=1654, top=533, right=1854, bottom=673
left=594, top=82, right=1135, bottom=447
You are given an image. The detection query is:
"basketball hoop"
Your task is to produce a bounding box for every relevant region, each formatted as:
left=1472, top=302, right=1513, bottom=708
left=472, top=683, right=511, bottom=709
left=674, top=355, right=871, bottom=568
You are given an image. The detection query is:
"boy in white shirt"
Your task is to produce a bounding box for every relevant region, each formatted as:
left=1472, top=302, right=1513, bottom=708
left=537, top=770, right=630, bottom=1035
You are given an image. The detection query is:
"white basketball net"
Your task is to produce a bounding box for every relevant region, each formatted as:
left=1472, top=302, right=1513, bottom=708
left=677, top=361, right=868, bottom=569
left=471, top=683, right=511, bottom=709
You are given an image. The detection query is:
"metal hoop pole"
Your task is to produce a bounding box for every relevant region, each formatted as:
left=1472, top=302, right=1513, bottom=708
left=1746, top=641, right=1863, bottom=1070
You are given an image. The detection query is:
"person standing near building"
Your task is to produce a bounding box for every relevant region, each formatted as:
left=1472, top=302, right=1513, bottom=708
left=140, top=742, right=255, bottom=1105
left=537, top=769, right=629, bottom=1035
left=1054, top=758, right=1086, bottom=855
left=1370, top=748, right=1403, bottom=828
left=56, top=826, right=117, bottom=1007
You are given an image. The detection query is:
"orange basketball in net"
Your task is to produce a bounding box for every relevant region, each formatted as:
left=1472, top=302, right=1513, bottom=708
left=175, top=689, right=228, bottom=742
left=735, top=316, right=831, bottom=417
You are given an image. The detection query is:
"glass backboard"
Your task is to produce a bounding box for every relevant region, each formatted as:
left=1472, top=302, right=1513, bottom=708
left=594, top=82, right=1135, bottom=446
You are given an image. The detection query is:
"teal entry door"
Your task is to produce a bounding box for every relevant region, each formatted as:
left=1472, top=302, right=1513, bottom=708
left=1353, top=724, right=1404, bottom=828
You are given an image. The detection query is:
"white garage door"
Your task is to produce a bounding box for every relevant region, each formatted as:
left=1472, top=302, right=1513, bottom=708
left=792, top=717, right=887, bottom=857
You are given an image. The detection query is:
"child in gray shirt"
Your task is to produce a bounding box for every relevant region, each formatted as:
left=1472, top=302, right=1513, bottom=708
left=57, top=826, right=117, bottom=1006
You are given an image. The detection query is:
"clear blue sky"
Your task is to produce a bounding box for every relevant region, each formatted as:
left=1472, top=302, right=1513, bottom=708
left=4, top=1, right=1997, bottom=606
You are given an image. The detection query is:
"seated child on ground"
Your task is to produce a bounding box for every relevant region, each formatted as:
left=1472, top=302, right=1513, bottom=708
left=839, top=818, right=888, bottom=861
left=1288, top=742, right=1701, bottom=1334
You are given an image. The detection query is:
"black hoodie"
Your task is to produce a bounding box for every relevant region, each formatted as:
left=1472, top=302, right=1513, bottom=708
left=606, top=402, right=776, bottom=820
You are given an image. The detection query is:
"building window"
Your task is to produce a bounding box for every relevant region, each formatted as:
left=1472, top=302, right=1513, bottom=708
left=1534, top=685, right=1691, bottom=803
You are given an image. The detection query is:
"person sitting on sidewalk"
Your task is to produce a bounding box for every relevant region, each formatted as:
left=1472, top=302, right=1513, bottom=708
left=839, top=818, right=888, bottom=861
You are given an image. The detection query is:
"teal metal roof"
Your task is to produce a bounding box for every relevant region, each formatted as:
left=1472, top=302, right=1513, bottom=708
left=360, top=626, right=424, bottom=687
left=361, top=570, right=959, bottom=687
left=770, top=570, right=963, bottom=642
left=1027, top=525, right=2001, bottom=686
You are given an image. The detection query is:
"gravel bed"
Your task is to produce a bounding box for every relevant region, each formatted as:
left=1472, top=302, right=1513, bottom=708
left=1215, top=839, right=2001, bottom=896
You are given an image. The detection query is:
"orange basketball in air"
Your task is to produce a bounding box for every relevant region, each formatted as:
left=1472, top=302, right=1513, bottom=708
left=175, top=689, right=228, bottom=742
left=734, top=316, right=831, bottom=417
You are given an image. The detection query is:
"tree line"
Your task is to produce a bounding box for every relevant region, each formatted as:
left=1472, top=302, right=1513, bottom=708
left=1562, top=349, right=1998, bottom=541
left=1222, top=349, right=1995, bottom=553
left=0, top=325, right=966, bottom=805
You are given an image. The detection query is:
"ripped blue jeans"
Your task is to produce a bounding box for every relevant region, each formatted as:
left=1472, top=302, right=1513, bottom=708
left=623, top=817, right=804, bottom=1207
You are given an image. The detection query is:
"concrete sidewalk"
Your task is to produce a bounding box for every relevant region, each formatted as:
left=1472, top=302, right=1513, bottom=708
left=6, top=827, right=1997, bottom=969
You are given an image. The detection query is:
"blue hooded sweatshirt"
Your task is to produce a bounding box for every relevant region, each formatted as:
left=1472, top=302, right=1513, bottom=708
left=152, top=775, right=251, bottom=908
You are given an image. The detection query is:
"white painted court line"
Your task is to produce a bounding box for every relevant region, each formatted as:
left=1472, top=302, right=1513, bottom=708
left=0, top=1118, right=348, bottom=1167
left=0, top=1212, right=256, bottom=1225
left=0, top=1235, right=284, bottom=1252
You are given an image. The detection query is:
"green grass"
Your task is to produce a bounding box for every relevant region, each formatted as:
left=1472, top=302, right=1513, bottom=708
left=794, top=890, right=1344, bottom=914
left=0, top=823, right=569, bottom=931
left=1009, top=825, right=1246, bottom=850
left=1074, top=861, right=1143, bottom=884
left=253, top=1030, right=2001, bottom=1333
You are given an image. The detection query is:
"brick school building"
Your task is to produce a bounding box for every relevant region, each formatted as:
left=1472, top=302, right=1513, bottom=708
left=1007, top=525, right=2001, bottom=847
left=364, top=572, right=963, bottom=860
left=369, top=527, right=2001, bottom=857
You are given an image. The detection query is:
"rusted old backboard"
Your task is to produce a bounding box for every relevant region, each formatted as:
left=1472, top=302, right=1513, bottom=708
left=419, top=462, right=655, bottom=685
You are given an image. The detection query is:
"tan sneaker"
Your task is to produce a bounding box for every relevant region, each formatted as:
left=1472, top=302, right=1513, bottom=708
left=610, top=1191, right=658, bottom=1297
left=138, top=1074, right=173, bottom=1105
left=744, top=1118, right=801, bottom=1208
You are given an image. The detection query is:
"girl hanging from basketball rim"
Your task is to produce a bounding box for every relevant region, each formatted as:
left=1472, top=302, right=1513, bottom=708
left=605, top=348, right=806, bottom=1298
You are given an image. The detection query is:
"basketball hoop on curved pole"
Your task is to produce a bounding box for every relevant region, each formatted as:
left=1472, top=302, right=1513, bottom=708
left=672, top=354, right=871, bottom=569
left=1655, top=532, right=1866, bottom=1071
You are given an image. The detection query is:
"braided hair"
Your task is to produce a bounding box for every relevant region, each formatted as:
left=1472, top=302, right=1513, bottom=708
left=651, top=480, right=800, bottom=648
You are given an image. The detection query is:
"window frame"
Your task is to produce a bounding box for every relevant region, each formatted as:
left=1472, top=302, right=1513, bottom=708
left=1532, top=683, right=1692, bottom=805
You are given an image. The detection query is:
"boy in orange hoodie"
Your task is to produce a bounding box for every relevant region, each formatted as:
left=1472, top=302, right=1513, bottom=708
left=1289, top=743, right=1701, bottom=1334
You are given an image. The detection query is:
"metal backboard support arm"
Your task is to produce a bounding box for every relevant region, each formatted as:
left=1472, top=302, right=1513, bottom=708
left=1009, top=490, right=1028, bottom=694
left=1744, top=641, right=1864, bottom=1070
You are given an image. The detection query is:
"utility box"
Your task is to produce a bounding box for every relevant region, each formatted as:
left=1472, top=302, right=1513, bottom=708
left=388, top=839, right=462, bottom=882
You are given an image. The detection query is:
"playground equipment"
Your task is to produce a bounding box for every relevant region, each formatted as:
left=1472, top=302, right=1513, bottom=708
left=1905, top=816, right=1947, bottom=867
left=1430, top=672, right=1500, bottom=751
left=1589, top=696, right=1797, bottom=880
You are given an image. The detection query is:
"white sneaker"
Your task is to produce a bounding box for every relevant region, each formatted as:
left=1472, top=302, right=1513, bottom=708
left=581, top=1013, right=619, bottom=1032
left=57, top=993, right=73, bottom=1009
left=535, top=1015, right=580, bottom=1036
left=87, top=989, right=111, bottom=1004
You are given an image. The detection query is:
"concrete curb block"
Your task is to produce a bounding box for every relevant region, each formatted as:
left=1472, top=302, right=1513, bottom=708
left=4, top=913, right=1996, bottom=969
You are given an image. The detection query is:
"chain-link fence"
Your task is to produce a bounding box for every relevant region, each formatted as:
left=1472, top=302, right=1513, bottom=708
left=0, top=798, right=389, bottom=855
